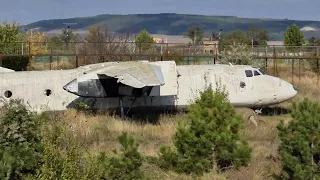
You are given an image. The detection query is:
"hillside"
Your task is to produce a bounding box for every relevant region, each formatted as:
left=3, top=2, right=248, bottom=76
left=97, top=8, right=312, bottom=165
left=21, top=13, right=320, bottom=40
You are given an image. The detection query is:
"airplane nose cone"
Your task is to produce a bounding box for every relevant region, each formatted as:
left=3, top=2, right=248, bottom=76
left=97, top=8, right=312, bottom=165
left=63, top=79, right=78, bottom=94
left=280, top=81, right=297, bottom=101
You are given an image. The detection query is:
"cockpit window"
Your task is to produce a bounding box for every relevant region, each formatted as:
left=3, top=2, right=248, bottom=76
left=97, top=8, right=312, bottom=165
left=245, top=70, right=253, bottom=77
left=254, top=70, right=260, bottom=76
left=258, top=68, right=265, bottom=75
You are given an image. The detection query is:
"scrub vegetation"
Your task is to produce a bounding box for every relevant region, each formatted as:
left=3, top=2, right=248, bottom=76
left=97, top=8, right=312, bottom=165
left=0, top=64, right=319, bottom=179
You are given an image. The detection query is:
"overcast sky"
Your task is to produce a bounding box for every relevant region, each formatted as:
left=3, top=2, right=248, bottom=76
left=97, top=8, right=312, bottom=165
left=1, top=0, right=319, bottom=24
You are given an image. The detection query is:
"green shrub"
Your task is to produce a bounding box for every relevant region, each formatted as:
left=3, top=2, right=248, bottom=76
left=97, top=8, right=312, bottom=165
left=308, top=59, right=319, bottom=73
left=158, top=84, right=252, bottom=175
left=33, top=121, right=86, bottom=180
left=105, top=132, right=145, bottom=180
left=34, top=124, right=144, bottom=180
left=277, top=98, right=320, bottom=179
left=0, top=99, right=44, bottom=180
left=33, top=123, right=65, bottom=180
left=1, top=56, right=29, bottom=71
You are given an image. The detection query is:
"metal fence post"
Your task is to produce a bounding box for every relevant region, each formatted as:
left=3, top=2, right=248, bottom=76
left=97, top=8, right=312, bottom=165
left=273, top=45, right=276, bottom=76
left=50, top=47, right=53, bottom=70
left=317, top=46, right=319, bottom=84
left=292, top=59, right=294, bottom=85
left=84, top=42, right=87, bottom=65
left=265, top=45, right=268, bottom=72
left=75, top=42, right=79, bottom=67
left=28, top=41, right=32, bottom=71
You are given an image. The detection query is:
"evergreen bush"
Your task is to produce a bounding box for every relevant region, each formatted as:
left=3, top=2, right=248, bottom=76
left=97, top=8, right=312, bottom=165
left=277, top=98, right=320, bottom=179
left=1, top=56, right=29, bottom=71
left=0, top=99, right=44, bottom=179
left=158, top=84, right=252, bottom=175
left=105, top=132, right=145, bottom=180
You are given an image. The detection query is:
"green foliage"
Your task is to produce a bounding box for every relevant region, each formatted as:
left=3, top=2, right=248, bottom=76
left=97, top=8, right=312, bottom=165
left=220, top=29, right=251, bottom=46
left=169, top=49, right=184, bottom=65
left=247, top=25, right=269, bottom=45
left=0, top=21, right=23, bottom=43
left=33, top=123, right=65, bottom=180
left=158, top=84, right=252, bottom=175
left=74, top=102, right=90, bottom=112
left=105, top=132, right=145, bottom=179
left=284, top=24, right=305, bottom=51
left=186, top=25, right=204, bottom=44
left=135, top=29, right=154, bottom=52
left=0, top=21, right=25, bottom=54
left=48, top=36, right=64, bottom=50
left=220, top=42, right=257, bottom=66
left=308, top=59, right=320, bottom=73
left=1, top=56, right=29, bottom=71
left=277, top=98, right=320, bottom=179
left=33, top=123, right=144, bottom=180
left=0, top=99, right=43, bottom=180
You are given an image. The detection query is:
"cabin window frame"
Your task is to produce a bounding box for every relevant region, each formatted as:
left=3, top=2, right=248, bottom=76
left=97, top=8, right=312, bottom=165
left=245, top=70, right=253, bottom=77
left=258, top=68, right=265, bottom=75
left=254, top=70, right=261, bottom=76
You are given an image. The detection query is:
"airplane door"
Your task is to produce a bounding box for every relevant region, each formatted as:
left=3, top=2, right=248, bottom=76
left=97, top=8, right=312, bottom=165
left=244, top=70, right=254, bottom=91
left=236, top=70, right=255, bottom=106
left=238, top=70, right=253, bottom=93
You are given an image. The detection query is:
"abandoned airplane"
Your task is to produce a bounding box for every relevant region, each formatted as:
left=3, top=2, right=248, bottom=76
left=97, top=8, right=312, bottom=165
left=0, top=60, right=297, bottom=116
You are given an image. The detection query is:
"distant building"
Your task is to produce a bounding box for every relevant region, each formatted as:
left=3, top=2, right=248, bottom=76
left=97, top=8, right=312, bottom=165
left=203, top=38, right=219, bottom=54
left=266, top=41, right=284, bottom=46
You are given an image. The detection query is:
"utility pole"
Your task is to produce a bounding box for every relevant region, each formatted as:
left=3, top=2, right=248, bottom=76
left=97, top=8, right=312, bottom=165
left=65, top=26, right=71, bottom=51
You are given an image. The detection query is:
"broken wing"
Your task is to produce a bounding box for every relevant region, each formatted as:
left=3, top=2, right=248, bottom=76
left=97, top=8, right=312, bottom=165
left=78, top=61, right=165, bottom=88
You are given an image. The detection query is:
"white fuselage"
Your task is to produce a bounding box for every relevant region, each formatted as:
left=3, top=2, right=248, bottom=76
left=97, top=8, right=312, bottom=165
left=0, top=61, right=297, bottom=113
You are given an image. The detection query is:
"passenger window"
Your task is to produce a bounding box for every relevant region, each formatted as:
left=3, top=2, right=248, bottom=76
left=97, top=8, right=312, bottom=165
left=245, top=70, right=253, bottom=77
left=254, top=70, right=260, bottom=76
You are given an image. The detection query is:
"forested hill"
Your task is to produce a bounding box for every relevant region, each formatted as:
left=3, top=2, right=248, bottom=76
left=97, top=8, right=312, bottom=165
left=21, top=13, right=320, bottom=39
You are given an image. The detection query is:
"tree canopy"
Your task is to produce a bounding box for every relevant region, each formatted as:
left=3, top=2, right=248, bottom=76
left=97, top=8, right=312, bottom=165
left=277, top=98, right=320, bottom=179
left=186, top=25, right=204, bottom=44
left=134, top=29, right=154, bottom=51
left=284, top=24, right=305, bottom=51
left=0, top=21, right=25, bottom=53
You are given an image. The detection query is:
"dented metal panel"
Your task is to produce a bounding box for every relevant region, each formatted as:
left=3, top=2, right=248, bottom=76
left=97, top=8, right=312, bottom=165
left=77, top=61, right=165, bottom=88
left=149, top=61, right=178, bottom=96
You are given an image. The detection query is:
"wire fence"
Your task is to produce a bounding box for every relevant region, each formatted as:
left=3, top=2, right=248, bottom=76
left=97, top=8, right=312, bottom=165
left=0, top=41, right=319, bottom=88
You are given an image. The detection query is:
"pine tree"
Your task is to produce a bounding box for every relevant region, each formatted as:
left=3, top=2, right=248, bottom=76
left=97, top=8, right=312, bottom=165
left=158, top=83, right=252, bottom=175
left=284, top=24, right=304, bottom=52
left=277, top=98, right=320, bottom=179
